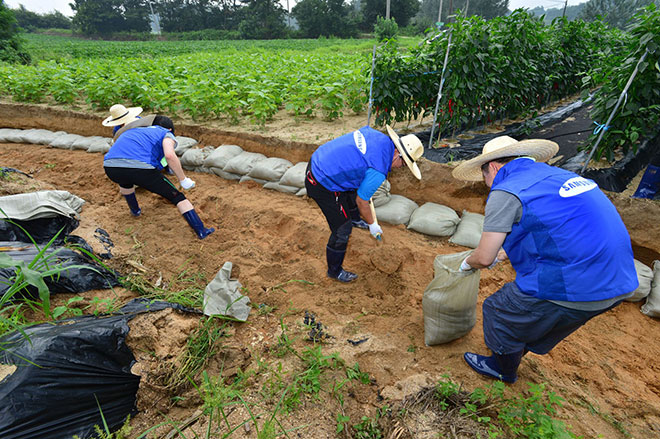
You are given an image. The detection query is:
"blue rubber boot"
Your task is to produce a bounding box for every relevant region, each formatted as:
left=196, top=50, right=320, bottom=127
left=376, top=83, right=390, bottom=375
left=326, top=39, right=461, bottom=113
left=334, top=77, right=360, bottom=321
left=326, top=246, right=358, bottom=283
left=182, top=210, right=215, bottom=239
left=123, top=193, right=141, bottom=217
left=463, top=351, right=523, bottom=383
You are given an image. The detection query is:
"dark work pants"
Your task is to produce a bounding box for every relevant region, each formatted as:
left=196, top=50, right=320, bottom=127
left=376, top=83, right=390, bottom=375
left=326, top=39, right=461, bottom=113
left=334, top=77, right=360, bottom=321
left=304, top=164, right=359, bottom=251
left=104, top=167, right=186, bottom=205
left=483, top=282, right=622, bottom=355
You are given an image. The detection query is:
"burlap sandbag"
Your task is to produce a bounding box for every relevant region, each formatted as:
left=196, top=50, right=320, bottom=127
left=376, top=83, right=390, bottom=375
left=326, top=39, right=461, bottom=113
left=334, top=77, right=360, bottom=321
left=279, top=162, right=307, bottom=188
left=0, top=190, right=84, bottom=220
left=211, top=168, right=242, bottom=180
left=374, top=195, right=419, bottom=225
left=239, top=175, right=268, bottom=185
left=248, top=157, right=293, bottom=182
left=641, top=261, right=660, bottom=318
left=407, top=202, right=459, bottom=237
left=625, top=259, right=653, bottom=302
left=0, top=129, right=27, bottom=143
left=50, top=133, right=85, bottom=150
left=263, top=182, right=300, bottom=194
left=203, top=261, right=250, bottom=321
left=372, top=179, right=391, bottom=207
left=423, top=250, right=481, bottom=345
left=174, top=137, right=198, bottom=156
left=181, top=147, right=213, bottom=169
left=449, top=211, right=485, bottom=249
left=21, top=129, right=61, bottom=145
left=223, top=151, right=267, bottom=176
left=203, top=145, right=243, bottom=169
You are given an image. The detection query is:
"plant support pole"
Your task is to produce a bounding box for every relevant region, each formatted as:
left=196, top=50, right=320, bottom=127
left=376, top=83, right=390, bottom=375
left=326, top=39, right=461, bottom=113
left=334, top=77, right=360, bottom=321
left=367, top=44, right=378, bottom=127
left=428, top=30, right=453, bottom=149
left=580, top=48, right=650, bottom=174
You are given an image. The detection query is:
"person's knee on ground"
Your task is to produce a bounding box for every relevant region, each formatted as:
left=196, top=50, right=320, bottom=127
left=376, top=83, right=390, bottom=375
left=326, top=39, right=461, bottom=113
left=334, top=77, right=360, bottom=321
left=326, top=222, right=357, bottom=282
left=177, top=200, right=215, bottom=239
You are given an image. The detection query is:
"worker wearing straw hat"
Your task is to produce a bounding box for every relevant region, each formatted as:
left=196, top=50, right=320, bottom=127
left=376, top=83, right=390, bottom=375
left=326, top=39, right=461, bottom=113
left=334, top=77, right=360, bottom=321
left=305, top=125, right=423, bottom=282
left=103, top=115, right=215, bottom=240
left=452, top=135, right=638, bottom=383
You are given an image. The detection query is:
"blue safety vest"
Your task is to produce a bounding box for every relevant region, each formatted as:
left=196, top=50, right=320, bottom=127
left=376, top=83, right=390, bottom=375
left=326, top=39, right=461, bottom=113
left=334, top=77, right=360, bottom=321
left=311, top=126, right=394, bottom=192
left=491, top=158, right=638, bottom=301
left=104, top=126, right=169, bottom=170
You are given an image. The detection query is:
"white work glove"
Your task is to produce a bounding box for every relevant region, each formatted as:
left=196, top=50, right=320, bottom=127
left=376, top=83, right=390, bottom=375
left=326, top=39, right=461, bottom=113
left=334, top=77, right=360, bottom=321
left=487, top=258, right=500, bottom=269
left=368, top=222, right=383, bottom=239
left=459, top=257, right=474, bottom=272
left=180, top=177, right=195, bottom=190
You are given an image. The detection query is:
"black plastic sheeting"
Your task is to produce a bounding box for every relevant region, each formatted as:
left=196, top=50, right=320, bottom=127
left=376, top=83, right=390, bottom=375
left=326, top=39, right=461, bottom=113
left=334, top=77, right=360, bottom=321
left=0, top=240, right=119, bottom=299
left=0, top=298, right=197, bottom=439
left=0, top=216, right=80, bottom=245
left=419, top=99, right=587, bottom=164
left=563, top=126, right=660, bottom=193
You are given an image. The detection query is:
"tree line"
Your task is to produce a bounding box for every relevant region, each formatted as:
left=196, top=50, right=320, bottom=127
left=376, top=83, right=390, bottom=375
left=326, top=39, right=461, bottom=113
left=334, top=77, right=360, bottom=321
left=1, top=0, right=656, bottom=45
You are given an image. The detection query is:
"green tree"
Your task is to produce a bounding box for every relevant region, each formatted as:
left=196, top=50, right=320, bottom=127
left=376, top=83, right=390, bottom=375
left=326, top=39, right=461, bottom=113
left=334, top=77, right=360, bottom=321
left=237, top=0, right=287, bottom=39
left=0, top=1, right=31, bottom=64
left=11, top=5, right=72, bottom=30
left=292, top=0, right=359, bottom=37
left=579, top=0, right=654, bottom=29
left=70, top=0, right=149, bottom=35
left=415, top=0, right=507, bottom=32
left=156, top=0, right=240, bottom=32
left=360, top=0, right=419, bottom=31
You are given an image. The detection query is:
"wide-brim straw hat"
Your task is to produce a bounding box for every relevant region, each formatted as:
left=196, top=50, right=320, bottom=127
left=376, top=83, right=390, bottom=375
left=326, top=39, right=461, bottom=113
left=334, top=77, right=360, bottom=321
left=386, top=125, right=423, bottom=180
left=102, top=104, right=143, bottom=127
left=452, top=135, right=559, bottom=181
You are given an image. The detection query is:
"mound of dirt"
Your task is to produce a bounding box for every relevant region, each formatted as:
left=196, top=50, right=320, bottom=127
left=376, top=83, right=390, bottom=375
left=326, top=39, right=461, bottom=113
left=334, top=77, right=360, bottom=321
left=2, top=119, right=660, bottom=438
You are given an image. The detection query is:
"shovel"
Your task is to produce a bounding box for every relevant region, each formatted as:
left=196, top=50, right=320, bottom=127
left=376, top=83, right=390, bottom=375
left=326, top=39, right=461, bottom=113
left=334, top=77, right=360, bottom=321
left=368, top=199, right=382, bottom=241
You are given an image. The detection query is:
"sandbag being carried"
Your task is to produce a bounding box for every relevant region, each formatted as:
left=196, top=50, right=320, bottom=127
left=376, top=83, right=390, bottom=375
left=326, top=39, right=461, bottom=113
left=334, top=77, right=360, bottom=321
left=449, top=211, right=485, bottom=249
left=423, top=250, right=481, bottom=345
left=279, top=162, right=307, bottom=188
left=641, top=261, right=660, bottom=318
left=625, top=259, right=653, bottom=302
left=407, top=202, right=459, bottom=237
left=374, top=195, right=419, bottom=225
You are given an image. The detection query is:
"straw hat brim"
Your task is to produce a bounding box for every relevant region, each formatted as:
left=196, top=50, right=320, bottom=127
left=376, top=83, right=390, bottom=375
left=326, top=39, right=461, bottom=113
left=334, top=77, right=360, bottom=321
left=452, top=139, right=559, bottom=181
left=102, top=106, right=143, bottom=127
left=386, top=125, right=422, bottom=180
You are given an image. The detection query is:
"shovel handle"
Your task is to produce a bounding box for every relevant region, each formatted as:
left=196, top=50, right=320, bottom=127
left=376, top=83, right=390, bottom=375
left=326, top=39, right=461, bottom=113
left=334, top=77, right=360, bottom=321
left=368, top=199, right=382, bottom=241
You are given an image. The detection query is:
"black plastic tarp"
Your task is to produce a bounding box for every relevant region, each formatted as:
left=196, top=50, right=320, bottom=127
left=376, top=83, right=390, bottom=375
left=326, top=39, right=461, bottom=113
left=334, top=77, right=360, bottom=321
left=0, top=299, right=195, bottom=439
left=0, top=216, right=80, bottom=245
left=0, top=241, right=119, bottom=299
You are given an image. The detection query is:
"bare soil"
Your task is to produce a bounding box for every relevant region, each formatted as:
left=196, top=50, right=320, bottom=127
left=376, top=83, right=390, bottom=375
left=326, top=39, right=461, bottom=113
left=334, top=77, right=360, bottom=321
left=1, top=106, right=660, bottom=439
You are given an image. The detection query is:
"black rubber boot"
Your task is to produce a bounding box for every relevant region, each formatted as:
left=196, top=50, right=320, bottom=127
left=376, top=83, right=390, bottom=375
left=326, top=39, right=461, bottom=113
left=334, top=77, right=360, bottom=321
left=182, top=210, right=215, bottom=239
left=463, top=351, right=524, bottom=383
left=123, top=193, right=141, bottom=217
left=326, top=246, right=358, bottom=282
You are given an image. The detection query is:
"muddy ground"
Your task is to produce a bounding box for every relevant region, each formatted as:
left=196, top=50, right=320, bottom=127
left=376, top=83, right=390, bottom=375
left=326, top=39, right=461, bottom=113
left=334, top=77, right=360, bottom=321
left=1, top=105, right=660, bottom=439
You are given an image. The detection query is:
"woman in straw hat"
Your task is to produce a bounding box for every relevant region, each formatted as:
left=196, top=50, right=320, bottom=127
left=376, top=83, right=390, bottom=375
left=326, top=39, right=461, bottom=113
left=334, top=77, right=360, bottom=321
left=103, top=115, right=214, bottom=239
left=451, top=135, right=638, bottom=383
left=305, top=125, right=423, bottom=282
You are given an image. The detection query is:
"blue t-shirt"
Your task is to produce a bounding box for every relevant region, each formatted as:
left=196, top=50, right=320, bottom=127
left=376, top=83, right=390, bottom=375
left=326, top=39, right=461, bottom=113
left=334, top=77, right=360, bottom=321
left=357, top=168, right=386, bottom=200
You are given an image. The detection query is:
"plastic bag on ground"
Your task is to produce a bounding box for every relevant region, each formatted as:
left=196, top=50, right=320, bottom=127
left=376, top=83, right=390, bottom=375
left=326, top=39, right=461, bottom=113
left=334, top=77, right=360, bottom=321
left=204, top=261, right=251, bottom=321
left=641, top=261, right=660, bottom=318
left=407, top=202, right=460, bottom=237
left=625, top=259, right=653, bottom=302
left=449, top=211, right=485, bottom=249
left=374, top=194, right=419, bottom=225
left=423, top=251, right=480, bottom=345
left=632, top=165, right=660, bottom=199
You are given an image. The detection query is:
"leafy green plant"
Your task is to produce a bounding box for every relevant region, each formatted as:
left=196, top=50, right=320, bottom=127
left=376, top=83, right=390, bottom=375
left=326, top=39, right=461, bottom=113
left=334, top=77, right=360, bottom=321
left=375, top=17, right=399, bottom=41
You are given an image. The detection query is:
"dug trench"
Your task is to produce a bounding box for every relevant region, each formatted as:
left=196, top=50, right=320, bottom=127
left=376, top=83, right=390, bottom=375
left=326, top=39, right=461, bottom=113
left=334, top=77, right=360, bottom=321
left=1, top=115, right=660, bottom=438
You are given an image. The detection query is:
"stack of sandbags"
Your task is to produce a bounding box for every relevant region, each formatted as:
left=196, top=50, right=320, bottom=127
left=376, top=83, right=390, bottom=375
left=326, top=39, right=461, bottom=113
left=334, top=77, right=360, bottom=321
left=264, top=161, right=307, bottom=196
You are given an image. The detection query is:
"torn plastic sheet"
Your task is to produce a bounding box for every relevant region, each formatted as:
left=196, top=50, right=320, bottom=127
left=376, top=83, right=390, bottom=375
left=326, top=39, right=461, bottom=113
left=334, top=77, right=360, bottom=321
left=0, top=240, right=119, bottom=299
left=0, top=298, right=199, bottom=439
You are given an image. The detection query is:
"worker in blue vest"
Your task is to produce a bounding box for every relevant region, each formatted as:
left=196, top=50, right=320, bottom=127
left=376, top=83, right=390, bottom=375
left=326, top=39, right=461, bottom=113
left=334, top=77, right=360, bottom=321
left=305, top=125, right=423, bottom=282
left=452, top=135, right=638, bottom=383
left=103, top=115, right=215, bottom=240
